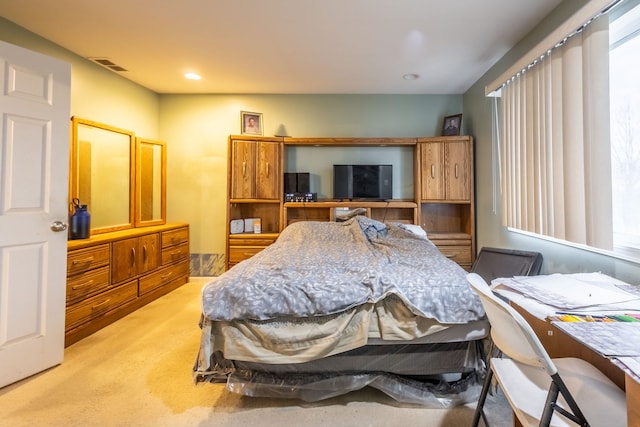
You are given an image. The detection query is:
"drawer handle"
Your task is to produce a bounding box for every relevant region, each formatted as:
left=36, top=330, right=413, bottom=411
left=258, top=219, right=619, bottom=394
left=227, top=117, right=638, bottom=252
left=266, top=162, right=270, bottom=177
left=91, top=298, right=111, bottom=311
left=161, top=272, right=173, bottom=281
left=171, top=237, right=181, bottom=244
left=455, top=164, right=459, bottom=179
left=171, top=251, right=182, bottom=259
left=431, top=164, right=435, bottom=179
left=72, top=256, right=94, bottom=265
left=445, top=254, right=455, bottom=258
left=71, top=279, right=94, bottom=290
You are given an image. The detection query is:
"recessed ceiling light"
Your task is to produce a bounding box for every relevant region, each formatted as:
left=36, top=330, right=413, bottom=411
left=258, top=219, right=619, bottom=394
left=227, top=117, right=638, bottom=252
left=402, top=73, right=420, bottom=80
left=184, top=72, right=201, bottom=80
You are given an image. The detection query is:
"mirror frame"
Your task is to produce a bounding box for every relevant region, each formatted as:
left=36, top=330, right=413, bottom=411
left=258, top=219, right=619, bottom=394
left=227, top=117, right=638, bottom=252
left=135, top=137, right=167, bottom=227
left=70, top=117, right=136, bottom=234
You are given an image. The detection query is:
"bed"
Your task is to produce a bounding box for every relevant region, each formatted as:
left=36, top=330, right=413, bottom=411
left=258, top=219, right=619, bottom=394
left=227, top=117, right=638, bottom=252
left=193, top=216, right=488, bottom=407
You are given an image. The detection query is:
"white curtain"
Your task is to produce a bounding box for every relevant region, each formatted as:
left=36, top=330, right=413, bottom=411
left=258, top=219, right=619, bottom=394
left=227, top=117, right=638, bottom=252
left=500, top=15, right=613, bottom=250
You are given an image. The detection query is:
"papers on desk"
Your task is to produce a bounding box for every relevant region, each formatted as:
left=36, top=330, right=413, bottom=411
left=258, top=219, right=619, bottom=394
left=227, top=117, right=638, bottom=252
left=552, top=321, right=640, bottom=356
left=554, top=321, right=640, bottom=380
left=492, top=272, right=640, bottom=310
left=492, top=272, right=640, bottom=380
left=613, top=357, right=640, bottom=382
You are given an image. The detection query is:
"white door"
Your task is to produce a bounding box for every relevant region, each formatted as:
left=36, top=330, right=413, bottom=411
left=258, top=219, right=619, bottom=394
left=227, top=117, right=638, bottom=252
left=0, top=40, right=71, bottom=387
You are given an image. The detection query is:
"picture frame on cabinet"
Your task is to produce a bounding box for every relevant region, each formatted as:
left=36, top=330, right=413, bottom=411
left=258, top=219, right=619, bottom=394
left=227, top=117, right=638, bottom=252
left=441, top=114, right=462, bottom=136
left=241, top=111, right=263, bottom=135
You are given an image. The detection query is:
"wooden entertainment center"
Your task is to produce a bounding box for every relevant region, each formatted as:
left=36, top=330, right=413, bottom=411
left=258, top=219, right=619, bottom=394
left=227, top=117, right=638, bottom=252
left=226, top=135, right=475, bottom=271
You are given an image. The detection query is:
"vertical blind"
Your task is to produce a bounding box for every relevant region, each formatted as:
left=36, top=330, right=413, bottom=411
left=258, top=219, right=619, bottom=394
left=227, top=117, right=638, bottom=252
left=499, top=14, right=614, bottom=250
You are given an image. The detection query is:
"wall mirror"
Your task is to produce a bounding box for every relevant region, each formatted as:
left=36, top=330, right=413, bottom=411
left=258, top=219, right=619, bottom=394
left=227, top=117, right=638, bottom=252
left=135, top=137, right=166, bottom=226
left=70, top=117, right=135, bottom=234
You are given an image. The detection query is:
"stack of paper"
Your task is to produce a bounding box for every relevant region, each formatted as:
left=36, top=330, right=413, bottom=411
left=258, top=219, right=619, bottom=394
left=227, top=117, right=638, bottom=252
left=552, top=321, right=640, bottom=356
left=492, top=272, right=640, bottom=310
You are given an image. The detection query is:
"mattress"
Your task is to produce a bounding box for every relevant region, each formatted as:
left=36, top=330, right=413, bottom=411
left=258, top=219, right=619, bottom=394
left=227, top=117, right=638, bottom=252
left=201, top=297, right=488, bottom=364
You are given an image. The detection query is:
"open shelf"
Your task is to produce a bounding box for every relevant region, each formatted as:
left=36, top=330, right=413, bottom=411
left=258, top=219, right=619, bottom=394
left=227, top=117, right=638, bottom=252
left=229, top=201, right=281, bottom=234
left=420, top=202, right=472, bottom=234
left=284, top=200, right=418, bottom=226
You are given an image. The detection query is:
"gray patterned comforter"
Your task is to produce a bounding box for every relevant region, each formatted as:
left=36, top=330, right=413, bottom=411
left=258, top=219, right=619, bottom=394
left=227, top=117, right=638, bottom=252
left=202, top=216, right=484, bottom=324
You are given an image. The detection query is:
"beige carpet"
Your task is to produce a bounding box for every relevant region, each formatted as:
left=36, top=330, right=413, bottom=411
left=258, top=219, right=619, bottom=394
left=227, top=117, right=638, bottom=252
left=0, top=278, right=511, bottom=427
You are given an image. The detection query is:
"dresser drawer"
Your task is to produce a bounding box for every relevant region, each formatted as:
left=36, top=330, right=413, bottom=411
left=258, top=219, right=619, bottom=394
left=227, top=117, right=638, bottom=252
left=229, top=237, right=277, bottom=247
left=65, top=280, right=137, bottom=331
left=139, top=262, right=189, bottom=296
left=66, top=265, right=110, bottom=305
left=67, top=244, right=110, bottom=277
left=162, top=227, right=189, bottom=248
left=434, top=245, right=472, bottom=264
left=161, top=241, right=189, bottom=265
left=228, top=246, right=268, bottom=264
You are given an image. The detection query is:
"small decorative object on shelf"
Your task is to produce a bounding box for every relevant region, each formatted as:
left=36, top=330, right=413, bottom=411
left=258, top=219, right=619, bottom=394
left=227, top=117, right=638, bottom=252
left=244, top=218, right=260, bottom=233
left=230, top=219, right=244, bottom=234
left=240, top=111, right=263, bottom=135
left=70, top=197, right=90, bottom=240
left=442, top=114, right=462, bottom=136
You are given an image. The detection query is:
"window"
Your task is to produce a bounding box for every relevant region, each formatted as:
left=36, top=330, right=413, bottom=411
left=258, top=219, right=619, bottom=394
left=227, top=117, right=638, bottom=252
left=610, top=1, right=640, bottom=259
left=494, top=0, right=640, bottom=263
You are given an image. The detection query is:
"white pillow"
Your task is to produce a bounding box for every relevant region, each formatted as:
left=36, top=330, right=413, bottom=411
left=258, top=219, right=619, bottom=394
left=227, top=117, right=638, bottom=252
left=399, top=223, right=427, bottom=237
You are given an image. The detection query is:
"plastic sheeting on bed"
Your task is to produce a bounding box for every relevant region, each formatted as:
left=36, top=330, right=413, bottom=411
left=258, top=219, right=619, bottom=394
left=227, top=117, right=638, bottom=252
left=202, top=367, right=484, bottom=408
left=193, top=339, right=487, bottom=407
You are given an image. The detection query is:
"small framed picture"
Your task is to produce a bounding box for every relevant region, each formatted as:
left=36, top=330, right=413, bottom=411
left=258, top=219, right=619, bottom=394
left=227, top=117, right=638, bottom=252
left=241, top=111, right=263, bottom=135
left=441, top=114, right=462, bottom=136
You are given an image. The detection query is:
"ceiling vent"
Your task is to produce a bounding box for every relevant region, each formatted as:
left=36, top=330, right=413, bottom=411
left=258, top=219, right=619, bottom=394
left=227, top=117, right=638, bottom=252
left=89, top=57, right=128, bottom=72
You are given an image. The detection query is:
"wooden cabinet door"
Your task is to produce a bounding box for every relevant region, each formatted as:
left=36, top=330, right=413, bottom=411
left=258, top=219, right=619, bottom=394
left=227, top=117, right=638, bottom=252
left=256, top=141, right=280, bottom=199
left=420, top=142, right=445, bottom=200
left=112, top=237, right=138, bottom=283
left=445, top=140, right=470, bottom=201
left=230, top=139, right=281, bottom=199
left=138, top=233, right=159, bottom=275
left=230, top=140, right=256, bottom=199
left=111, top=233, right=159, bottom=282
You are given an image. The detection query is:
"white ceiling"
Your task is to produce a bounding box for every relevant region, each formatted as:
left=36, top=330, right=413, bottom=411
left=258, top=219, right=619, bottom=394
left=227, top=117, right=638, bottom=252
left=0, top=0, right=562, bottom=94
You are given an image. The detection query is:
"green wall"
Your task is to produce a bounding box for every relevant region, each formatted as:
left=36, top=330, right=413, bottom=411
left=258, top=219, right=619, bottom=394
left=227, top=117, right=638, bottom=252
left=464, top=0, right=640, bottom=283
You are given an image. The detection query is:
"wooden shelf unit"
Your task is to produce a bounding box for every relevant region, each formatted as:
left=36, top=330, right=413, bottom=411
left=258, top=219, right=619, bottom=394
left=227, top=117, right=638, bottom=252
left=417, top=136, right=475, bottom=270
left=225, top=135, right=475, bottom=270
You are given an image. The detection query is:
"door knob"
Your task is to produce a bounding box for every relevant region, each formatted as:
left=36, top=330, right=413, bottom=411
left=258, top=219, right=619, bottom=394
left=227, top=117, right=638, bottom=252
left=51, top=221, right=68, bottom=232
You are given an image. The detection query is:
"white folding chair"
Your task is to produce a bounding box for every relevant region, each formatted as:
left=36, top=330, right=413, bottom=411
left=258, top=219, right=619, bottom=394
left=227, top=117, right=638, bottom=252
left=467, top=273, right=627, bottom=427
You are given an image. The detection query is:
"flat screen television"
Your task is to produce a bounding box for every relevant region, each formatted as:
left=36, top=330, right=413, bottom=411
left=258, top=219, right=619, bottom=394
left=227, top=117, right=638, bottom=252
left=333, top=164, right=392, bottom=201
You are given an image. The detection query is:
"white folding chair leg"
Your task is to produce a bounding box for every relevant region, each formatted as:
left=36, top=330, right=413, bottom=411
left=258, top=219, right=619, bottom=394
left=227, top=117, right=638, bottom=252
left=471, top=365, right=493, bottom=427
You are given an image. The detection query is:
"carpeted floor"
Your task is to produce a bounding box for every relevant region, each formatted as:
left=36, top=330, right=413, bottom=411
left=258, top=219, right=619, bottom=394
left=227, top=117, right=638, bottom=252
left=0, top=278, right=512, bottom=427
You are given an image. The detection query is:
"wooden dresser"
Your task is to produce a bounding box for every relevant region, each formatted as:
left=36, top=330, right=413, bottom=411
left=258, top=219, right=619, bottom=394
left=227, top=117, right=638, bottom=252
left=65, top=223, right=190, bottom=346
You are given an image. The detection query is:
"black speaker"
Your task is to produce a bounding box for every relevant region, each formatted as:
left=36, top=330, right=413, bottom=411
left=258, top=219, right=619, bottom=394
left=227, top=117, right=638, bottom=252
left=378, top=165, right=393, bottom=200
left=333, top=165, right=352, bottom=200
left=284, top=173, right=297, bottom=194
left=296, top=173, right=310, bottom=193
